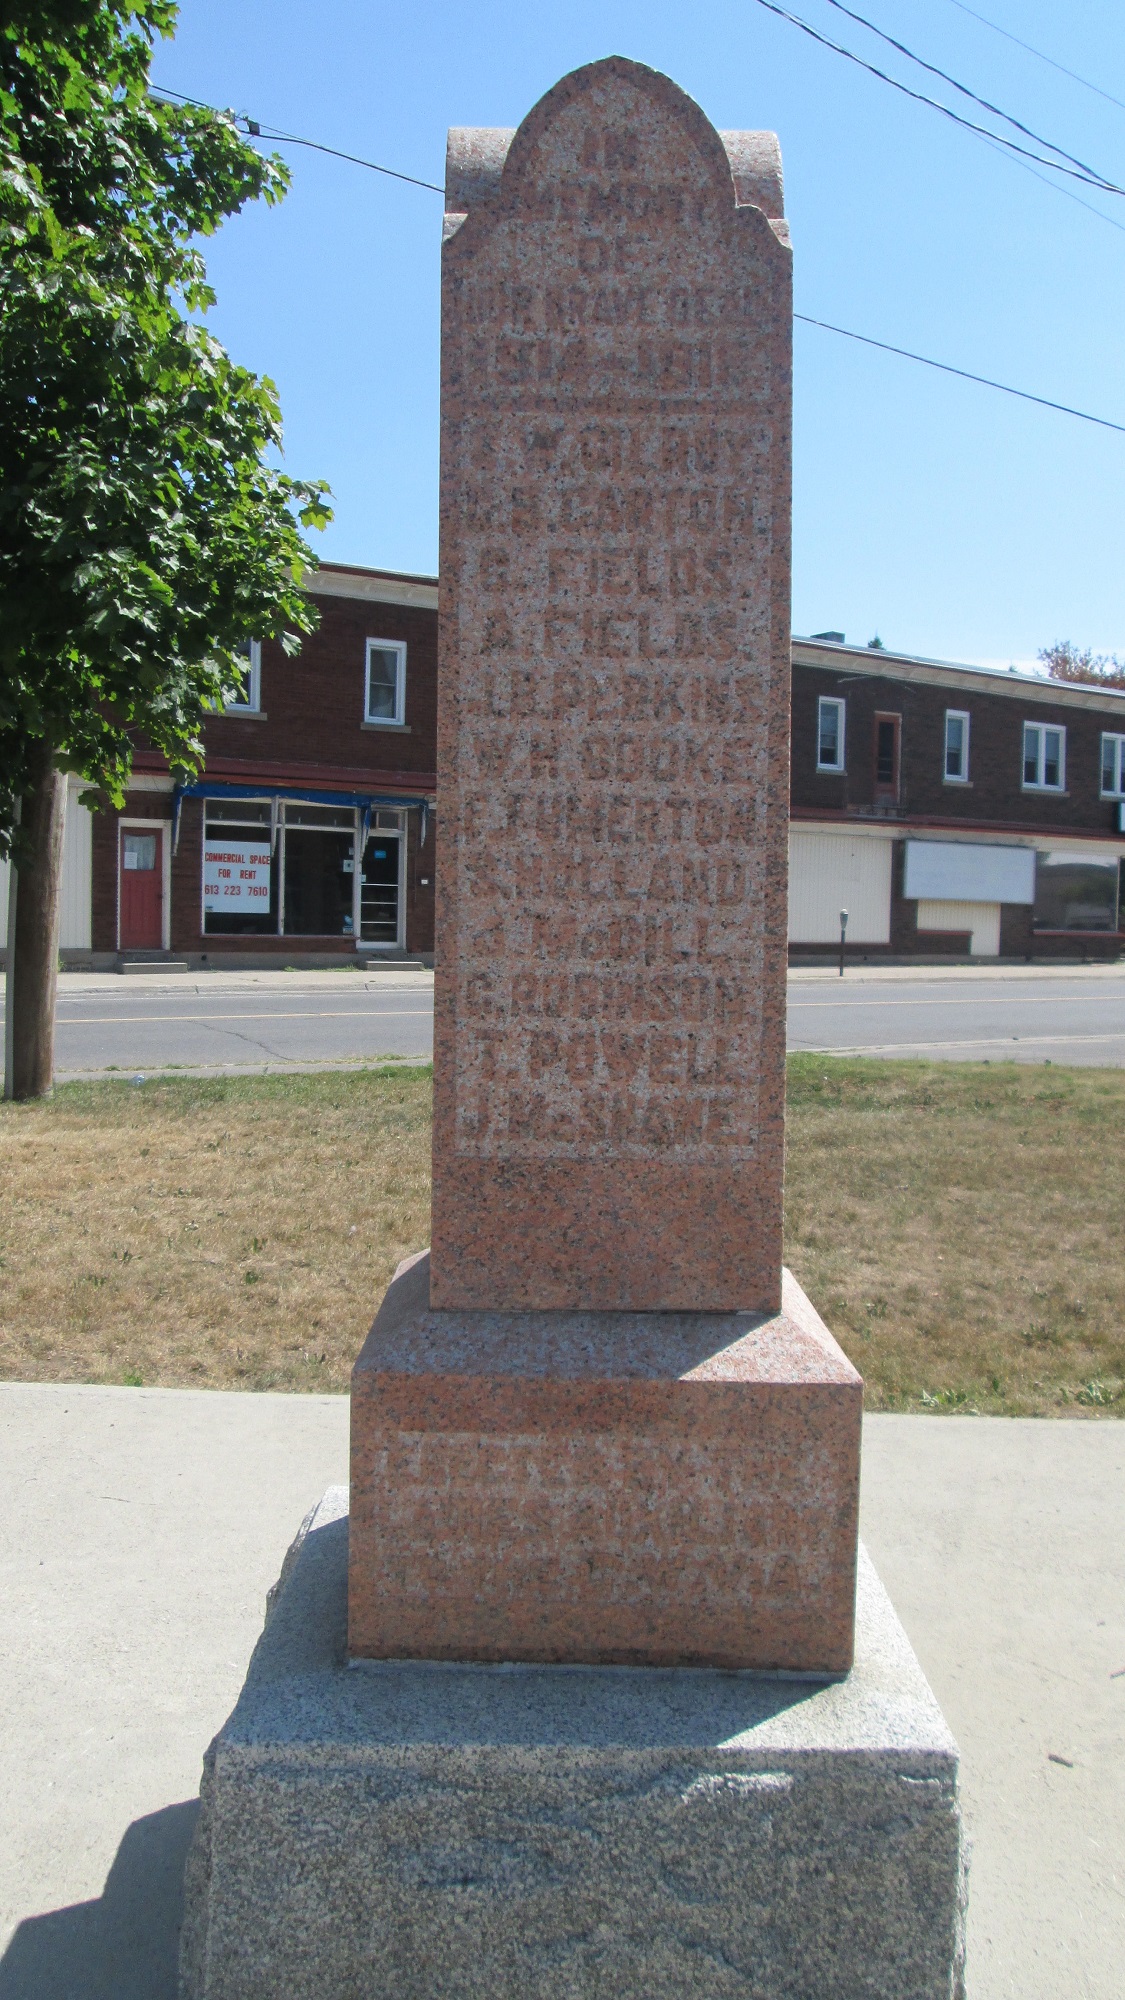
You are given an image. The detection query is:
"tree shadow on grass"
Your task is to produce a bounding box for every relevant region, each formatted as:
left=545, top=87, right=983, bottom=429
left=0, top=1799, right=197, bottom=2000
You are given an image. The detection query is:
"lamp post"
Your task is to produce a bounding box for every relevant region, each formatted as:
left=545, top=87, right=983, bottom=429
left=839, top=908, right=848, bottom=978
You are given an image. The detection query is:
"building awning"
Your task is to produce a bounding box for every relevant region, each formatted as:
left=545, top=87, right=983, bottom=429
left=172, top=780, right=430, bottom=855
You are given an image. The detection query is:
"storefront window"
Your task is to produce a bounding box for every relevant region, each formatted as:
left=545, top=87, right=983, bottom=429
left=1033, top=851, right=1120, bottom=933
left=283, top=805, right=357, bottom=937
left=200, top=798, right=405, bottom=942
left=203, top=801, right=277, bottom=935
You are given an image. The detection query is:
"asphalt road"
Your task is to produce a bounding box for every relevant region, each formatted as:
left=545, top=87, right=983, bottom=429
left=788, top=964, right=1125, bottom=1065
left=2, top=964, right=1123, bottom=1077
left=17, top=970, right=436, bottom=1079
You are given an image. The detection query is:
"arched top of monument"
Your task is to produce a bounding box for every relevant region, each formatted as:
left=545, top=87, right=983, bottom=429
left=444, top=55, right=786, bottom=246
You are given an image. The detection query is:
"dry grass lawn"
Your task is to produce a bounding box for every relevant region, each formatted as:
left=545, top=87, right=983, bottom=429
left=0, top=1068, right=431, bottom=1393
left=0, top=1056, right=1122, bottom=1413
left=785, top=1055, right=1125, bottom=1415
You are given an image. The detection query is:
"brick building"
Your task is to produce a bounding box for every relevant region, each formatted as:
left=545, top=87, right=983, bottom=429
left=1, top=562, right=439, bottom=968
left=3, top=591, right=1123, bottom=968
left=790, top=635, right=1125, bottom=961
left=102, top=562, right=438, bottom=966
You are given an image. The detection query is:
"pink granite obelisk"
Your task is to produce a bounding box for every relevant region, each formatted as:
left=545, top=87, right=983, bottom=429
left=431, top=66, right=792, bottom=1316
left=349, top=57, right=863, bottom=1673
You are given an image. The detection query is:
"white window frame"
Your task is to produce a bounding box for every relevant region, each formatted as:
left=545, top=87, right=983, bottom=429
left=943, top=709, right=970, bottom=785
left=364, top=637, right=407, bottom=728
left=1022, top=721, right=1066, bottom=793
left=224, top=639, right=261, bottom=713
left=817, top=696, right=846, bottom=773
left=1100, top=732, right=1125, bottom=799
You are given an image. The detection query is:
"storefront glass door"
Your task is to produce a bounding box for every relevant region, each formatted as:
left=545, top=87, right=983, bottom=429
left=359, top=815, right=403, bottom=946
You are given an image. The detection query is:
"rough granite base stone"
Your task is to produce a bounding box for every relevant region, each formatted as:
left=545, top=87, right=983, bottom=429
left=180, top=1490, right=967, bottom=2000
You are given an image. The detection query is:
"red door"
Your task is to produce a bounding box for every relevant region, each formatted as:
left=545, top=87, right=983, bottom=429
left=119, top=827, right=163, bottom=948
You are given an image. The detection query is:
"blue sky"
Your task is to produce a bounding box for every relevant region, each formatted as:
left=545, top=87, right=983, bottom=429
left=155, top=1, right=1125, bottom=666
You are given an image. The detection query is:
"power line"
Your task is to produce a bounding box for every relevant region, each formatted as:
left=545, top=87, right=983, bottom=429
left=155, top=85, right=444, bottom=191
left=975, top=125, right=1125, bottom=240
left=819, top=0, right=1118, bottom=187
left=806, top=10, right=1125, bottom=240
left=795, top=314, right=1125, bottom=435
left=149, top=85, right=443, bottom=192
left=155, top=73, right=1125, bottom=244
left=251, top=125, right=443, bottom=194
left=750, top=0, right=1125, bottom=196
left=147, top=80, right=1125, bottom=439
left=940, top=0, right=1125, bottom=119
left=822, top=9, right=1125, bottom=241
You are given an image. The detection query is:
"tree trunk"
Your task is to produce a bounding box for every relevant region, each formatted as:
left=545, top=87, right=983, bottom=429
left=6, top=748, right=67, bottom=1100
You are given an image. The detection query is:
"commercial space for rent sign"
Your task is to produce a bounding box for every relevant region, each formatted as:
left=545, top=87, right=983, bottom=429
left=203, top=840, right=272, bottom=912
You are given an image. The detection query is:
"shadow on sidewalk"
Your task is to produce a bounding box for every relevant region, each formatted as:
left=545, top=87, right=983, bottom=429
left=0, top=1799, right=197, bottom=2000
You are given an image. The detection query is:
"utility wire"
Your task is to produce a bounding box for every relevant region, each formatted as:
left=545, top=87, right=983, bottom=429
left=821, top=4, right=1125, bottom=240
left=750, top=0, right=1125, bottom=196
left=975, top=126, right=1125, bottom=240
left=783, top=8, right=1125, bottom=240
left=148, top=80, right=1125, bottom=438
left=152, top=71, right=1125, bottom=239
left=940, top=0, right=1125, bottom=119
left=795, top=314, right=1125, bottom=435
left=149, top=84, right=443, bottom=192
left=250, top=124, right=443, bottom=193
left=819, top=0, right=1118, bottom=187
left=812, top=9, right=1125, bottom=238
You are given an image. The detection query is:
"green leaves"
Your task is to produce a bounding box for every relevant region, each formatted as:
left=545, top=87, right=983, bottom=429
left=0, top=1, right=332, bottom=858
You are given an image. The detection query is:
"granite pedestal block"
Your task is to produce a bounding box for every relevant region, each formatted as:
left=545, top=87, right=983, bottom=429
left=349, top=1251, right=863, bottom=1674
left=180, top=1489, right=966, bottom=2000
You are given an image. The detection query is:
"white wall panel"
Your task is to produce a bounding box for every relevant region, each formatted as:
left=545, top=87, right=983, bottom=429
left=903, top=840, right=1034, bottom=904
left=0, top=780, right=92, bottom=953
left=916, top=898, right=1001, bottom=956
left=59, top=778, right=93, bottom=949
left=789, top=830, right=892, bottom=943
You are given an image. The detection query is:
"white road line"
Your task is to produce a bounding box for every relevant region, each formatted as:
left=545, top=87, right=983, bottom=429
left=793, top=1031, right=1125, bottom=1053
left=789, top=992, right=1125, bottom=1010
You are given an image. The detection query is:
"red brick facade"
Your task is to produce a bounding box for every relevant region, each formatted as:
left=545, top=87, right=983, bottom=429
left=82, top=594, right=1125, bottom=966
left=90, top=565, right=438, bottom=964
left=792, top=650, right=1124, bottom=837
left=790, top=638, right=1125, bottom=962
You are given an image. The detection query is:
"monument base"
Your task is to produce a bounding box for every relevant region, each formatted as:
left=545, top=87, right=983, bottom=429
left=180, top=1490, right=967, bottom=2000
left=349, top=1253, right=863, bottom=1673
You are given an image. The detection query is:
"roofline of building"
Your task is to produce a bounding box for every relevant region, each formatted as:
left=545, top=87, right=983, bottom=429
left=792, top=636, right=1125, bottom=713
left=304, top=569, right=1125, bottom=713
left=308, top=561, right=439, bottom=611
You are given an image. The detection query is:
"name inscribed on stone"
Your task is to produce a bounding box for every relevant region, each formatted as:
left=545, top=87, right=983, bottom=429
left=442, top=97, right=788, bottom=1168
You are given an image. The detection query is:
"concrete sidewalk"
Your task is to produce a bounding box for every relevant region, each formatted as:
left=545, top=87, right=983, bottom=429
left=0, top=1388, right=1121, bottom=1999
left=23, top=966, right=435, bottom=997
